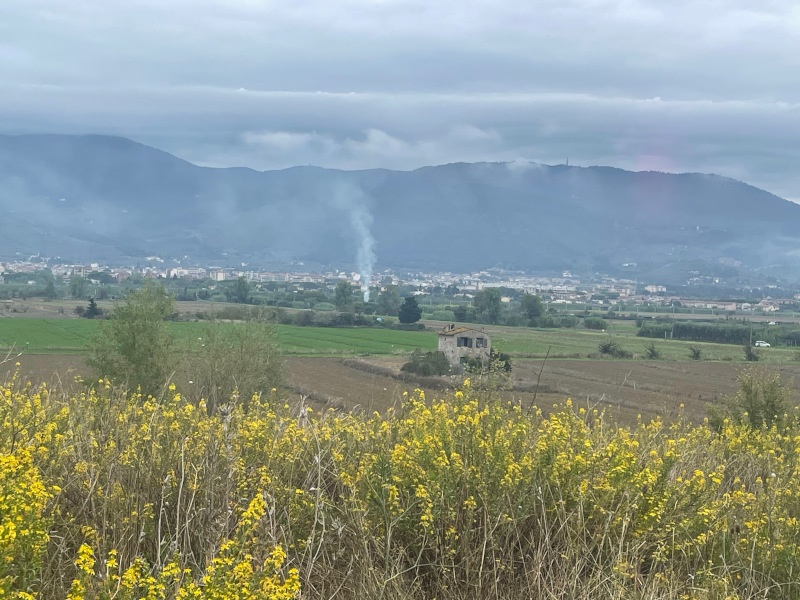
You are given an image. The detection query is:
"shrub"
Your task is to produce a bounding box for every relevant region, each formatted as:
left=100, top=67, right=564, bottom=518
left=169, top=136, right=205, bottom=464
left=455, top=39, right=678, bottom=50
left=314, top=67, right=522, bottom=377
left=293, top=310, right=316, bottom=327
left=644, top=341, right=662, bottom=359
left=533, top=314, right=579, bottom=328
left=182, top=319, right=284, bottom=412
left=7, top=369, right=800, bottom=600
left=401, top=349, right=451, bottom=376
left=500, top=314, right=528, bottom=328
left=709, top=366, right=791, bottom=430
left=583, top=316, right=606, bottom=330
left=598, top=337, right=632, bottom=358
left=688, top=345, right=703, bottom=360
left=0, top=450, right=50, bottom=598
left=743, top=344, right=760, bottom=362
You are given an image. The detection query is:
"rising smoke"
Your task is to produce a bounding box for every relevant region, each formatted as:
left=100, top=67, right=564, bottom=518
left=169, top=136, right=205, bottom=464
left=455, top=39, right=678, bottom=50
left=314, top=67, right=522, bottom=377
left=333, top=181, right=376, bottom=302
left=350, top=206, right=376, bottom=301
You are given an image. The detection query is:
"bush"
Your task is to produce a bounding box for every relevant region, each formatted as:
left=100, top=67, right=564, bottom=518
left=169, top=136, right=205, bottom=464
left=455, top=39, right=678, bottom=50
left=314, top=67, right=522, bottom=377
left=0, top=450, right=50, bottom=598
left=391, top=322, right=425, bottom=331
left=743, top=344, right=760, bottom=362
left=598, top=337, right=633, bottom=358
left=293, top=310, right=316, bottom=326
left=429, top=310, right=455, bottom=322
left=501, top=314, right=528, bottom=328
left=465, top=348, right=512, bottom=376
left=644, top=341, right=662, bottom=360
left=532, top=314, right=579, bottom=328
left=401, top=349, right=451, bottom=376
left=583, top=316, right=606, bottom=330
left=7, top=376, right=800, bottom=600
left=709, top=366, right=791, bottom=430
left=688, top=345, right=703, bottom=360
left=182, top=319, right=284, bottom=412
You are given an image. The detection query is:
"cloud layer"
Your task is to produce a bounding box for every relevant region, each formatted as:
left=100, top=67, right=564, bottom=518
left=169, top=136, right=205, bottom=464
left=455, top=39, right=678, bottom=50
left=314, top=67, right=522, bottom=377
left=1, top=0, right=798, bottom=199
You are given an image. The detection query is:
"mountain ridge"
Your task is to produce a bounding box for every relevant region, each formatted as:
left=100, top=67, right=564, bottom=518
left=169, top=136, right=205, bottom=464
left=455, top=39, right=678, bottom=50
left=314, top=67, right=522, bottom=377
left=1, top=134, right=798, bottom=281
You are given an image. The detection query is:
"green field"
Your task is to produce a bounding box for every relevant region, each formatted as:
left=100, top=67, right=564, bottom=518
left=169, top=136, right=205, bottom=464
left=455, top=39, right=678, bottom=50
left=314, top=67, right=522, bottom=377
left=0, top=319, right=98, bottom=350
left=2, top=317, right=798, bottom=363
left=273, top=325, right=437, bottom=354
left=482, top=323, right=800, bottom=364
left=0, top=319, right=439, bottom=356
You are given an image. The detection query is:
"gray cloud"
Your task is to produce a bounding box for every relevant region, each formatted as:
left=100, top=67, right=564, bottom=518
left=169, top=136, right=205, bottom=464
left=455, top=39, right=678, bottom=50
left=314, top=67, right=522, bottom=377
left=1, top=0, right=799, bottom=200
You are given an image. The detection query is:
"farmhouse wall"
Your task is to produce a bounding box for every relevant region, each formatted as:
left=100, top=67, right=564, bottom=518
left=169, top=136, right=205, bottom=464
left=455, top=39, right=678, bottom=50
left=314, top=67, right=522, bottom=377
left=437, top=324, right=491, bottom=371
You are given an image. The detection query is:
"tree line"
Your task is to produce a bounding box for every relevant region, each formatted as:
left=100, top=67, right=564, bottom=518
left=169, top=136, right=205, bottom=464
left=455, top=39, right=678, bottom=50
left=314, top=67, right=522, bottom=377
left=637, top=320, right=800, bottom=346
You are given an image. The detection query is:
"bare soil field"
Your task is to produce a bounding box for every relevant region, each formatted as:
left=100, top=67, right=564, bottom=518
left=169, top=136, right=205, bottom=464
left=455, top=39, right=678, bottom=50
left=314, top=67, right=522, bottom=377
left=286, top=357, right=412, bottom=413
left=512, top=359, right=800, bottom=422
left=0, top=298, right=217, bottom=319
left=7, top=352, right=800, bottom=425
left=1, top=353, right=90, bottom=385
left=290, top=356, right=800, bottom=424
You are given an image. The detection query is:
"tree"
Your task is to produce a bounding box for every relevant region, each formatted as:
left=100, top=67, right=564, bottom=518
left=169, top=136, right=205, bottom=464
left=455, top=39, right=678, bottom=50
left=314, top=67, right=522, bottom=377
left=474, top=288, right=502, bottom=324
left=44, top=279, right=57, bottom=300
left=184, top=319, right=284, bottom=413
left=520, top=294, right=544, bottom=323
left=225, top=276, right=250, bottom=304
left=334, top=280, right=353, bottom=311
left=84, top=297, right=103, bottom=319
left=401, top=349, right=450, bottom=376
left=70, top=275, right=88, bottom=299
left=85, top=283, right=177, bottom=396
left=377, top=285, right=401, bottom=316
left=453, top=304, right=469, bottom=322
left=398, top=296, right=422, bottom=324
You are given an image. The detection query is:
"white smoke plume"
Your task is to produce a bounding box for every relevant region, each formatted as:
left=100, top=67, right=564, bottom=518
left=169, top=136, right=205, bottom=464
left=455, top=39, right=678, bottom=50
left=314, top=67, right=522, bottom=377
left=350, top=206, right=376, bottom=301
left=333, top=181, right=376, bottom=302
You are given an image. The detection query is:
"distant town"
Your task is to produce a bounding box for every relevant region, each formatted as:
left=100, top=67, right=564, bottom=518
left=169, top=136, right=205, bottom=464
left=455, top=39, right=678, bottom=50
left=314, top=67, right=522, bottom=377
left=3, top=254, right=800, bottom=317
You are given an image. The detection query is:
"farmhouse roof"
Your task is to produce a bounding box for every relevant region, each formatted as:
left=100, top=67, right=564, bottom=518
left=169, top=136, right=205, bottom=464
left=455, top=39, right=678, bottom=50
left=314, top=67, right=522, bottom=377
left=438, top=324, right=488, bottom=337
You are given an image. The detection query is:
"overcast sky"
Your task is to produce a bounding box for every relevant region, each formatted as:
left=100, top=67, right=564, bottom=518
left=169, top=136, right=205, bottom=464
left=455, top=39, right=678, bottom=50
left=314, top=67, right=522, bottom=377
left=1, top=0, right=799, bottom=200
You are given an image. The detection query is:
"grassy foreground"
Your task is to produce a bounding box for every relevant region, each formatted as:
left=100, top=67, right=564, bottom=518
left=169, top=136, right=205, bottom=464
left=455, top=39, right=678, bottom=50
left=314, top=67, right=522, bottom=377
left=3, top=369, right=800, bottom=600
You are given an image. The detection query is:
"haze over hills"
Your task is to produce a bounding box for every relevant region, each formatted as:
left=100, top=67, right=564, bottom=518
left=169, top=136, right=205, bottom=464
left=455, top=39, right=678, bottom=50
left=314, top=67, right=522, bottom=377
left=1, top=134, right=799, bottom=282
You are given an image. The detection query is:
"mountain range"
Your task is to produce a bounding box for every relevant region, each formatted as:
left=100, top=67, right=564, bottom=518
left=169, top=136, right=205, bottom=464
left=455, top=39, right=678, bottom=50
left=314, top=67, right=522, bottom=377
left=1, top=134, right=799, bottom=282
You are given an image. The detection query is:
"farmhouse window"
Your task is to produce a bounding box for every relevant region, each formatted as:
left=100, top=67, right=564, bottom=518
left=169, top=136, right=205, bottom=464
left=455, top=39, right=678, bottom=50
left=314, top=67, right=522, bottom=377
left=457, top=336, right=473, bottom=348
left=476, top=337, right=487, bottom=348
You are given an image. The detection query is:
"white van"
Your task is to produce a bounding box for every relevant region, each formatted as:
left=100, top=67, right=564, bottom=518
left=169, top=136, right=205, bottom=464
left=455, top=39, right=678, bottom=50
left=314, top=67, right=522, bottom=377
left=754, top=341, right=770, bottom=347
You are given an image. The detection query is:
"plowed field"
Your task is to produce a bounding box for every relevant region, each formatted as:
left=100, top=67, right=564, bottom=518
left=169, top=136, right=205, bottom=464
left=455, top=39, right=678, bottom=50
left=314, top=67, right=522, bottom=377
left=7, top=353, right=800, bottom=425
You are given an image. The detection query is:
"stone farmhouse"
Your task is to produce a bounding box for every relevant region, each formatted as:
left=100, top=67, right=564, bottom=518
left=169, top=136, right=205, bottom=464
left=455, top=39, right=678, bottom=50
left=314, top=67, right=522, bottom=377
left=437, top=324, right=491, bottom=371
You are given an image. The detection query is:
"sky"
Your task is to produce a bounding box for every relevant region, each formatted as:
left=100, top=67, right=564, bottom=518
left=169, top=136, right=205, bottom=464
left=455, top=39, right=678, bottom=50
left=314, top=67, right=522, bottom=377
left=1, top=0, right=799, bottom=200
